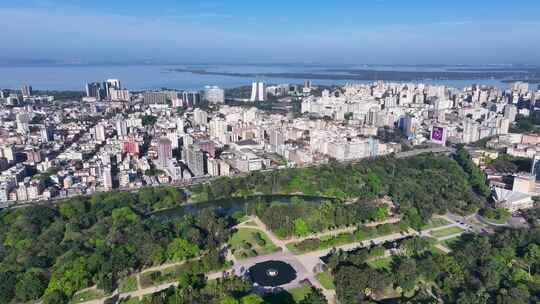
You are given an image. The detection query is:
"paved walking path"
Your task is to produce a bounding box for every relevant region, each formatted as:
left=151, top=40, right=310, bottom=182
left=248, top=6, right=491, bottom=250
left=78, top=216, right=439, bottom=304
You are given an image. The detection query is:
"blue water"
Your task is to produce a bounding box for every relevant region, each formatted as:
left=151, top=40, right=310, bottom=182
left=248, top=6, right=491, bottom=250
left=0, top=64, right=516, bottom=91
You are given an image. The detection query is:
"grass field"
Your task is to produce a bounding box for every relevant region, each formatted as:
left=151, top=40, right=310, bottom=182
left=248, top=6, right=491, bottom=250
left=288, top=283, right=312, bottom=302
left=442, top=235, right=461, bottom=248
left=229, top=228, right=280, bottom=259
left=367, top=257, right=393, bottom=271
left=242, top=220, right=258, bottom=227
left=421, top=218, right=451, bottom=230
left=118, top=275, right=138, bottom=293
left=429, top=226, right=464, bottom=238
left=315, top=271, right=335, bottom=289
left=70, top=289, right=107, bottom=304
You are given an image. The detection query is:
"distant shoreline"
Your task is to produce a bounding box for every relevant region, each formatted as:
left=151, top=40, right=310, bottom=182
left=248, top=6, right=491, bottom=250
left=169, top=67, right=540, bottom=84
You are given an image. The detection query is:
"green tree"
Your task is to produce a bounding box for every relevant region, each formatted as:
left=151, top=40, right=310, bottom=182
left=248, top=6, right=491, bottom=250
left=42, top=290, right=68, bottom=304
left=220, top=296, right=240, bottom=304
left=241, top=294, right=264, bottom=304
left=111, top=207, right=138, bottom=227
left=299, top=288, right=327, bottom=304
left=524, top=243, right=540, bottom=278
left=167, top=238, right=200, bottom=262
left=0, top=271, right=16, bottom=303
left=15, top=269, right=47, bottom=301
left=294, top=218, right=310, bottom=237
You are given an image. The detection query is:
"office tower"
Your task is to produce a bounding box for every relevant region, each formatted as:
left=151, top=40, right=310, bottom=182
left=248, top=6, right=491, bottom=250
left=204, top=86, right=225, bottom=104
left=102, top=79, right=121, bottom=100
left=95, top=124, right=106, bottom=141
left=250, top=81, right=266, bottom=102
left=122, top=138, right=140, bottom=155
left=116, top=120, right=128, bottom=137
left=304, top=80, right=312, bottom=89
left=193, top=108, right=208, bottom=126
left=0, top=89, right=9, bottom=98
left=86, top=82, right=102, bottom=100
left=184, top=145, right=205, bottom=177
left=398, top=115, right=415, bottom=137
left=106, top=79, right=121, bottom=90
left=40, top=125, right=54, bottom=143
left=21, top=84, right=33, bottom=97
left=157, top=137, right=173, bottom=169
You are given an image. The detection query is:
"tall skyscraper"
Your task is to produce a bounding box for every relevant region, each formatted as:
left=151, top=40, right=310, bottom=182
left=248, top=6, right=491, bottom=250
left=250, top=81, right=266, bottom=102
left=103, top=79, right=122, bottom=100
left=157, top=137, right=173, bottom=169
left=86, top=82, right=102, bottom=100
left=21, top=84, right=33, bottom=97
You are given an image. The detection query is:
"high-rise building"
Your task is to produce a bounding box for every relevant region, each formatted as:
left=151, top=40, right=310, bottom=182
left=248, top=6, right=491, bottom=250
left=143, top=91, right=168, bottom=104
left=122, top=138, right=140, bottom=155
left=250, top=81, right=266, bottom=102
left=203, top=86, right=225, bottom=104
left=0, top=89, right=9, bottom=98
left=183, top=144, right=205, bottom=177
left=193, top=108, right=208, bottom=126
left=40, top=125, right=54, bottom=143
left=2, top=145, right=15, bottom=163
left=110, top=89, right=131, bottom=101
left=182, top=91, right=201, bottom=106
left=116, top=120, right=128, bottom=137
left=95, top=124, right=106, bottom=141
left=102, top=166, right=113, bottom=190
left=21, top=84, right=33, bottom=97
left=157, top=137, right=173, bottom=169
left=504, top=104, right=518, bottom=122
left=86, top=82, right=102, bottom=100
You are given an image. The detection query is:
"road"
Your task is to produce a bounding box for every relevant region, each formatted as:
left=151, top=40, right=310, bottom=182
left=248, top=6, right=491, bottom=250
left=3, top=146, right=454, bottom=210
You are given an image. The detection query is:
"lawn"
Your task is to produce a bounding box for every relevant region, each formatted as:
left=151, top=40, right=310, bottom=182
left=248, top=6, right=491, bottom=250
left=421, top=218, right=451, bottom=230
left=70, top=289, right=107, bottom=304
left=315, top=271, right=335, bottom=289
left=442, top=235, right=461, bottom=248
left=367, top=257, right=393, bottom=271
left=118, top=275, right=138, bottom=293
left=140, top=264, right=187, bottom=288
left=429, top=226, right=464, bottom=238
left=229, top=228, right=280, bottom=259
left=242, top=220, right=258, bottom=227
left=286, top=232, right=357, bottom=254
left=288, top=283, right=312, bottom=302
left=119, top=297, right=142, bottom=304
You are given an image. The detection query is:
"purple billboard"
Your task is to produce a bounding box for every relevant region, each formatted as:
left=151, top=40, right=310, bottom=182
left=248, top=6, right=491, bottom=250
left=431, top=126, right=444, bottom=141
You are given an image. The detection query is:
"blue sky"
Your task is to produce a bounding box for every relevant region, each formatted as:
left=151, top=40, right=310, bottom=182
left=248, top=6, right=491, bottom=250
left=2, top=0, right=540, bottom=64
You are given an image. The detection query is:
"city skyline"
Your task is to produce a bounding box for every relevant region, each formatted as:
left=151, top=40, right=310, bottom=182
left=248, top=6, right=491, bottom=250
left=2, top=0, right=540, bottom=65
